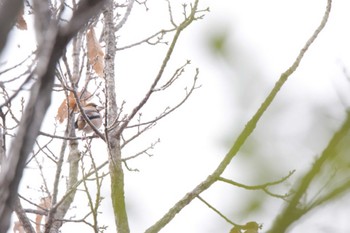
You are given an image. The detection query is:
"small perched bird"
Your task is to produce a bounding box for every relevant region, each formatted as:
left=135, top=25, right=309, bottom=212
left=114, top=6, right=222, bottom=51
left=74, top=103, right=103, bottom=133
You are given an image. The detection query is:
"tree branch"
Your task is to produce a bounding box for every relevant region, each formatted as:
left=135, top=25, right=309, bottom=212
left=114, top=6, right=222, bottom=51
left=103, top=0, right=130, bottom=232
left=218, top=170, right=294, bottom=199
left=145, top=0, right=332, bottom=232
left=268, top=110, right=350, bottom=233
left=197, top=195, right=241, bottom=228
left=0, top=0, right=24, bottom=54
left=0, top=0, right=107, bottom=232
left=116, top=0, right=202, bottom=137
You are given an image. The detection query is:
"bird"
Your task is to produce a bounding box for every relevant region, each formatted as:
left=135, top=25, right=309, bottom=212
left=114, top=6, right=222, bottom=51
left=74, top=103, right=103, bottom=134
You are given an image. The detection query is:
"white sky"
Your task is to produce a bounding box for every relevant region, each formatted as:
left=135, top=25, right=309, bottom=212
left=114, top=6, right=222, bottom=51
left=3, top=0, right=350, bottom=232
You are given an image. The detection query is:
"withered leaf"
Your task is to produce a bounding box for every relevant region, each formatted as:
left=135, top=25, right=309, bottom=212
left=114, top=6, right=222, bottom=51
left=87, top=27, right=104, bottom=78
left=56, top=91, right=92, bottom=123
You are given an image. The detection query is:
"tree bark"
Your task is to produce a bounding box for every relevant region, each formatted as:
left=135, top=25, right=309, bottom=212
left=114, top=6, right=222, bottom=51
left=104, top=1, right=130, bottom=232
left=0, top=1, right=106, bottom=232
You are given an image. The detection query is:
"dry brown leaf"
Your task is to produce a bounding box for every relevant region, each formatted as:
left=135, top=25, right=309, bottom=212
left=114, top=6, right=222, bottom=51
left=35, top=196, right=52, bottom=233
left=56, top=100, right=66, bottom=123
left=13, top=221, right=24, bottom=233
left=16, top=6, right=27, bottom=30
left=56, top=91, right=92, bottom=123
left=87, top=27, right=104, bottom=78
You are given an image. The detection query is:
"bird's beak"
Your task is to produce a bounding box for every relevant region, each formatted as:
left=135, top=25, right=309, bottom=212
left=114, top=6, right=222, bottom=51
left=96, top=106, right=104, bottom=111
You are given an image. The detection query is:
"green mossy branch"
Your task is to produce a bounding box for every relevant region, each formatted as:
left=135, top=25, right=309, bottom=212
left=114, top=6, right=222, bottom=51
left=145, top=0, right=332, bottom=232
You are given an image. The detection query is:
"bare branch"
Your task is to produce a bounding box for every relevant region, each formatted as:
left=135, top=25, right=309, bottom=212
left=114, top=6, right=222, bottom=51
left=145, top=0, right=332, bottom=231
left=39, top=131, right=98, bottom=141
left=0, top=74, right=34, bottom=109
left=126, top=68, right=200, bottom=132
left=122, top=138, right=159, bottom=161
left=268, top=110, right=350, bottom=233
left=153, top=60, right=190, bottom=92
left=117, top=29, right=176, bottom=51
left=115, top=0, right=134, bottom=32
left=14, top=198, right=36, bottom=233
left=197, top=195, right=241, bottom=228
left=166, top=0, right=177, bottom=27
left=104, top=0, right=130, bottom=232
left=307, top=178, right=350, bottom=211
left=0, top=0, right=23, bottom=54
left=218, top=170, right=295, bottom=200
left=0, top=52, right=35, bottom=77
left=81, top=149, right=103, bottom=233
left=0, top=0, right=107, bottom=232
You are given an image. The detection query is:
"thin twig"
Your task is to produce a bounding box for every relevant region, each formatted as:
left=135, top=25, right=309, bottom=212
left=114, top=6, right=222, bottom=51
left=218, top=170, right=294, bottom=200
left=145, top=0, right=332, bottom=232
left=197, top=195, right=241, bottom=228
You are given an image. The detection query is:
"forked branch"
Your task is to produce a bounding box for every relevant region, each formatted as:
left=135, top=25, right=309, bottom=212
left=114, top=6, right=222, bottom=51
left=145, top=0, right=332, bottom=232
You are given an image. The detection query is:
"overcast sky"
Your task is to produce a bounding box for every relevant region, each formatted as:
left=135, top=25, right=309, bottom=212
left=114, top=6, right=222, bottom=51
left=3, top=0, right=350, bottom=232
